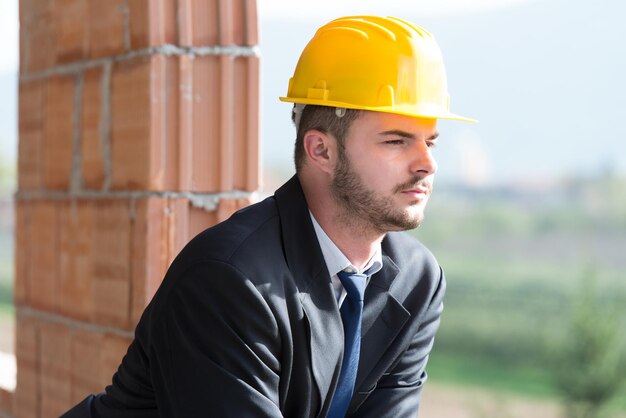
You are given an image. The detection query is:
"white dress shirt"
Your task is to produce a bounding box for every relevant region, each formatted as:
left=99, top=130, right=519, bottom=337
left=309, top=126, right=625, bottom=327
left=309, top=212, right=383, bottom=306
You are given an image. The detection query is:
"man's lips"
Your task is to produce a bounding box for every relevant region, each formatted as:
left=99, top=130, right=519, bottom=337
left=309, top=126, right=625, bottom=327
left=394, top=178, right=432, bottom=199
left=401, top=188, right=429, bottom=198
left=397, top=180, right=430, bottom=193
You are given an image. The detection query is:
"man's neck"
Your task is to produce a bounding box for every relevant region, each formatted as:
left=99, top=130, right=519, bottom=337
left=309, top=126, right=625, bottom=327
left=308, top=201, right=385, bottom=271
left=299, top=172, right=385, bottom=270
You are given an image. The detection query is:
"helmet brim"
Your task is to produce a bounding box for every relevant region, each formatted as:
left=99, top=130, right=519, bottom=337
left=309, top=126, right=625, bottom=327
left=279, top=96, right=478, bottom=123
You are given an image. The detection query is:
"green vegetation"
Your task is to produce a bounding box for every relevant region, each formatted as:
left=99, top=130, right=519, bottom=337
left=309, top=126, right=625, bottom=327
left=413, top=176, right=626, bottom=413
left=547, top=272, right=626, bottom=418
left=427, top=352, right=556, bottom=399
left=0, top=233, right=13, bottom=310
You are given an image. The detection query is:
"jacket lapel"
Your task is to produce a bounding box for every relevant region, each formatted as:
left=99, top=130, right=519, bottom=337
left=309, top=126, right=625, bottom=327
left=274, top=176, right=344, bottom=415
left=300, top=272, right=344, bottom=414
left=355, top=253, right=411, bottom=393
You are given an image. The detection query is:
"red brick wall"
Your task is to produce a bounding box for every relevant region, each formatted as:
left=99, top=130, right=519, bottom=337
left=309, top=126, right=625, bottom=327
left=9, top=1, right=260, bottom=416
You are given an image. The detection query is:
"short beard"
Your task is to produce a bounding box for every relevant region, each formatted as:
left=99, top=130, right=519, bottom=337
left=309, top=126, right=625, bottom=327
left=330, top=147, right=425, bottom=235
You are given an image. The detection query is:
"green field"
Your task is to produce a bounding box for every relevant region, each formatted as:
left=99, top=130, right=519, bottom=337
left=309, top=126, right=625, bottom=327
left=413, top=177, right=626, bottom=413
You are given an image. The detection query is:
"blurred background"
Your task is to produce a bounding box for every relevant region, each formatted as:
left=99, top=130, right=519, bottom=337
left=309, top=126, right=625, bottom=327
left=1, top=0, right=625, bottom=417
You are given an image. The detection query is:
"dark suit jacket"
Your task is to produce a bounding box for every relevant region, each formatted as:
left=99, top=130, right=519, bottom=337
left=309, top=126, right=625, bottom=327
left=63, top=175, right=445, bottom=418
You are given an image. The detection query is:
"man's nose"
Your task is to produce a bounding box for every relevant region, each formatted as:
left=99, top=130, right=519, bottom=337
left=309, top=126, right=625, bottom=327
left=409, top=142, right=438, bottom=176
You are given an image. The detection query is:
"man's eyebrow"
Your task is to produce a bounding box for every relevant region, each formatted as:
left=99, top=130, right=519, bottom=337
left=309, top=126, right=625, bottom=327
left=380, top=129, right=415, bottom=139
left=379, top=130, right=439, bottom=141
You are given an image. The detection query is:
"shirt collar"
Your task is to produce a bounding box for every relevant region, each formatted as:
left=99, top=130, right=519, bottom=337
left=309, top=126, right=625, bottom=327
left=309, top=211, right=383, bottom=277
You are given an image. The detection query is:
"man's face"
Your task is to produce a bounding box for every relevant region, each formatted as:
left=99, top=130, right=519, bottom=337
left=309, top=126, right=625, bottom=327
left=330, top=111, right=439, bottom=233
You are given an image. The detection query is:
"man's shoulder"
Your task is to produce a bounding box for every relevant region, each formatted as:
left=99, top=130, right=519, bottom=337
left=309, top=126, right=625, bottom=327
left=383, top=231, right=440, bottom=278
left=383, top=232, right=444, bottom=317
left=175, top=195, right=282, bottom=268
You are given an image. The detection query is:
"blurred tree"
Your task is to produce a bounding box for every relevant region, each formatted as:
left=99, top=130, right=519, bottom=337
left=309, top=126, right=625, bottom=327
left=548, top=268, right=626, bottom=418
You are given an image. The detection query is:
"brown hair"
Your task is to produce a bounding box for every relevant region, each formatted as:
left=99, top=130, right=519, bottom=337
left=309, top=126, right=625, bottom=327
left=292, top=105, right=362, bottom=171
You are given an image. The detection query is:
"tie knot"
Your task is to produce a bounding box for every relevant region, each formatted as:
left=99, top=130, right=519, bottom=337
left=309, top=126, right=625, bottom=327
left=337, top=270, right=366, bottom=302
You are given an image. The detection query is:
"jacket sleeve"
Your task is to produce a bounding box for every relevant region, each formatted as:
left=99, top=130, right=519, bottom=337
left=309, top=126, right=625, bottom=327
left=63, top=260, right=285, bottom=418
left=351, top=268, right=446, bottom=418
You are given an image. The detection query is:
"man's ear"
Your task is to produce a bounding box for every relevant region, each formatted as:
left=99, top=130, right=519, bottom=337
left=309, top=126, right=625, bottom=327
left=302, top=129, right=337, bottom=174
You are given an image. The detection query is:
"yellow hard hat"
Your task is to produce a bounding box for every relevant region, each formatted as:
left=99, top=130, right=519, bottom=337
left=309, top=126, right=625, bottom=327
left=280, top=16, right=476, bottom=123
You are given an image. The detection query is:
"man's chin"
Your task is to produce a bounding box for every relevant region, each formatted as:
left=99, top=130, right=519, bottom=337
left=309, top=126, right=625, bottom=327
left=385, top=211, right=424, bottom=232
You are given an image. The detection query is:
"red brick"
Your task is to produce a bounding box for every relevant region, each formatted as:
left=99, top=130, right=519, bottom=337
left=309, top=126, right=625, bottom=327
left=131, top=198, right=167, bottom=323
left=190, top=56, right=221, bottom=191
left=166, top=57, right=181, bottom=190
left=127, top=0, right=149, bottom=48
left=14, top=200, right=31, bottom=305
left=18, top=5, right=27, bottom=75
left=178, top=0, right=256, bottom=46
left=93, top=200, right=131, bottom=329
left=225, top=0, right=257, bottom=46
left=219, top=55, right=235, bottom=191
left=179, top=0, right=219, bottom=46
left=176, top=0, right=193, bottom=46
left=245, top=56, right=261, bottom=191
left=20, top=0, right=55, bottom=72
left=215, top=55, right=261, bottom=193
left=19, top=0, right=35, bottom=25
left=29, top=200, right=61, bottom=312
left=178, top=55, right=193, bottom=191
left=54, top=0, right=89, bottom=63
left=111, top=56, right=179, bottom=191
left=243, top=0, right=258, bottom=46
left=128, top=0, right=177, bottom=48
left=0, top=388, right=13, bottom=417
left=101, top=333, right=132, bottom=385
left=168, top=199, right=191, bottom=260
left=216, top=198, right=253, bottom=223
left=219, top=0, right=254, bottom=45
left=233, top=56, right=260, bottom=191
left=18, top=79, right=45, bottom=191
left=186, top=55, right=260, bottom=193
left=193, top=0, right=219, bottom=45
left=218, top=0, right=235, bottom=45
left=188, top=205, right=217, bottom=238
left=89, top=0, right=127, bottom=58
left=150, top=55, right=180, bottom=191
left=43, top=75, right=75, bottom=190
left=14, top=317, right=40, bottom=418
left=131, top=198, right=190, bottom=323
left=40, top=322, right=72, bottom=416
left=94, top=264, right=132, bottom=329
left=70, top=329, right=104, bottom=403
left=81, top=67, right=105, bottom=189
left=111, top=57, right=151, bottom=189
left=59, top=200, right=95, bottom=321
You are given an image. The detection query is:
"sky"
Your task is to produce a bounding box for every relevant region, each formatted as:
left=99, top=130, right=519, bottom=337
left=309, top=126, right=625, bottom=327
left=257, top=0, right=540, bottom=20
left=0, top=0, right=18, bottom=73
left=0, top=0, right=18, bottom=170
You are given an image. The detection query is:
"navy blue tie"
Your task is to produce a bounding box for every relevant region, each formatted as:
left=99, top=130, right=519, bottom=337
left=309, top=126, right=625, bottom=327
left=327, top=270, right=367, bottom=418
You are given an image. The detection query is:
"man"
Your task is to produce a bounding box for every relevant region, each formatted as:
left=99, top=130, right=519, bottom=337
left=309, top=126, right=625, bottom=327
left=64, top=15, right=474, bottom=418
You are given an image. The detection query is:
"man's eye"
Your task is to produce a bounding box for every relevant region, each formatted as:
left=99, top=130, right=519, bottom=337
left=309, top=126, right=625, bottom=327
left=427, top=141, right=438, bottom=149
left=385, top=139, right=405, bottom=145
